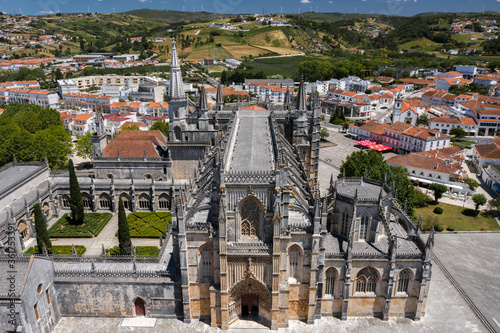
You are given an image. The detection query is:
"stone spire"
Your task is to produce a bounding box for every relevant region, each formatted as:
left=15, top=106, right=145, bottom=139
left=284, top=88, right=291, bottom=110
left=296, top=79, right=306, bottom=111
left=169, top=38, right=185, bottom=100
left=199, top=85, right=208, bottom=110
left=216, top=83, right=223, bottom=110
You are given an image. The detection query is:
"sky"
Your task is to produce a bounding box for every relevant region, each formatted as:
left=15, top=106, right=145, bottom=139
left=3, top=0, right=500, bottom=16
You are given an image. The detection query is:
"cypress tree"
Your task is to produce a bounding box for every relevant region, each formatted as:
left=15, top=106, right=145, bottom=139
left=68, top=159, right=84, bottom=225
left=117, top=198, right=131, bottom=255
left=33, top=203, right=51, bottom=254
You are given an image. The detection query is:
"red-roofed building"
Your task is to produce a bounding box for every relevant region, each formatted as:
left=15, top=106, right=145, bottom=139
left=429, top=115, right=478, bottom=136
left=71, top=113, right=94, bottom=135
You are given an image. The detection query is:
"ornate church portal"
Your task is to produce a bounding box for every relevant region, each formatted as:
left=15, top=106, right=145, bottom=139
left=228, top=259, right=272, bottom=326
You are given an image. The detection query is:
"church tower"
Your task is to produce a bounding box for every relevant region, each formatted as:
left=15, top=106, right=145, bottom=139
left=91, top=112, right=107, bottom=159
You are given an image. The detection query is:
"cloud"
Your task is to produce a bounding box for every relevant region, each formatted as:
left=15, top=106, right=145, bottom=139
left=328, top=0, right=332, bottom=3
left=137, top=0, right=148, bottom=2
left=39, top=11, right=54, bottom=14
left=300, top=0, right=311, bottom=3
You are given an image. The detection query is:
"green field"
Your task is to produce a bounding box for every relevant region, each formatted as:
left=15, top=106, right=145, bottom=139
left=48, top=213, right=113, bottom=238
left=415, top=202, right=500, bottom=231
left=25, top=245, right=86, bottom=256
left=243, top=56, right=326, bottom=78
left=126, top=212, right=171, bottom=238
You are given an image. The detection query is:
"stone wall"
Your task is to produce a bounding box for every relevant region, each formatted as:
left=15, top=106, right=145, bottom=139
left=54, top=278, right=180, bottom=318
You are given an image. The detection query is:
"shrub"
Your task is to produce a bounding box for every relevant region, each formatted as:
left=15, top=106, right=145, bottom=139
left=416, top=189, right=432, bottom=208
left=48, top=213, right=112, bottom=238
left=446, top=226, right=455, bottom=231
left=123, top=212, right=172, bottom=238
left=434, top=224, right=444, bottom=232
left=106, top=245, right=159, bottom=256
left=25, top=245, right=86, bottom=255
left=433, top=207, right=443, bottom=214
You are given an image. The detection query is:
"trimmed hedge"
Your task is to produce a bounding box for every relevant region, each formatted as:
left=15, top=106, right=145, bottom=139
left=48, top=213, right=113, bottom=238
left=25, top=245, right=86, bottom=256
left=107, top=245, right=159, bottom=256
left=122, top=212, right=172, bottom=238
left=433, top=207, right=443, bottom=214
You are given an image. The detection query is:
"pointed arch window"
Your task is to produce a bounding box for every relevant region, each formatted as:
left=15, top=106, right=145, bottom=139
left=341, top=210, right=349, bottom=237
left=289, top=246, right=300, bottom=280
left=355, top=267, right=378, bottom=293
left=325, top=268, right=336, bottom=296
left=240, top=197, right=260, bottom=239
left=397, top=269, right=412, bottom=294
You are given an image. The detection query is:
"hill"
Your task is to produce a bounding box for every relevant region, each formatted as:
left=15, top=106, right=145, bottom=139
left=124, top=9, right=230, bottom=23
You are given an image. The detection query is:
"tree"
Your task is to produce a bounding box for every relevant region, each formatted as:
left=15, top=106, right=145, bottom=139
left=68, top=159, right=84, bottom=225
left=417, top=114, right=429, bottom=126
left=320, top=127, right=330, bottom=140
left=117, top=198, right=132, bottom=255
left=33, top=203, right=51, bottom=254
left=464, top=178, right=479, bottom=191
left=149, top=119, right=169, bottom=137
left=75, top=132, right=92, bottom=159
left=428, top=183, right=448, bottom=203
left=121, top=125, right=140, bottom=131
left=472, top=193, right=487, bottom=214
left=449, top=126, right=468, bottom=140
left=488, top=197, right=500, bottom=212
left=339, top=150, right=417, bottom=216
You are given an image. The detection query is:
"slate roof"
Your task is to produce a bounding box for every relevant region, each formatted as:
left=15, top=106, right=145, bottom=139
left=227, top=110, right=274, bottom=171
left=0, top=257, right=31, bottom=298
left=334, top=178, right=388, bottom=200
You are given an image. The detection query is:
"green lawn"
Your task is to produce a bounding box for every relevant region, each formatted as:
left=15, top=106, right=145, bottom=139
left=107, top=245, right=159, bottom=256
left=126, top=212, right=171, bottom=238
left=415, top=202, right=500, bottom=231
left=25, top=245, right=86, bottom=256
left=452, top=140, right=475, bottom=150
left=48, top=213, right=113, bottom=238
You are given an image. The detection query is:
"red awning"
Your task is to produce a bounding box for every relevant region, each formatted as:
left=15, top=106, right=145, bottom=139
left=370, top=144, right=392, bottom=152
left=355, top=140, right=377, bottom=147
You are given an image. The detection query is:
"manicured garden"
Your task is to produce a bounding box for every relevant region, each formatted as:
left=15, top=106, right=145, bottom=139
left=126, top=212, right=171, bottom=238
left=25, top=245, right=86, bottom=256
left=48, top=213, right=113, bottom=238
left=107, top=245, right=160, bottom=256
left=415, top=202, right=500, bottom=232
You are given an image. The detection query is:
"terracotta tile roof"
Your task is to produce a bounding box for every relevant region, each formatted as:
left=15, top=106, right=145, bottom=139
left=430, top=116, right=461, bottom=125
left=102, top=130, right=167, bottom=159
left=241, top=105, right=266, bottom=111
left=387, top=153, right=460, bottom=175
left=403, top=126, right=448, bottom=140
left=417, top=146, right=462, bottom=159
left=73, top=113, right=93, bottom=121
left=460, top=117, right=477, bottom=125
left=474, top=143, right=500, bottom=160
left=358, top=120, right=389, bottom=134
left=386, top=121, right=413, bottom=133
left=118, top=121, right=145, bottom=130
left=129, top=102, right=142, bottom=108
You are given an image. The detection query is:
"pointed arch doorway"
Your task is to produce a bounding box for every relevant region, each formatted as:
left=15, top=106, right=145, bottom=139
left=133, top=297, right=146, bottom=316
left=228, top=276, right=271, bottom=328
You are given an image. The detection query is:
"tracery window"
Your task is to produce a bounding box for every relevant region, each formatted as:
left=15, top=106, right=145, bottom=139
left=200, top=246, right=212, bottom=282
left=240, top=197, right=260, bottom=238
left=138, top=194, right=151, bottom=210
left=397, top=269, right=412, bottom=294
left=99, top=193, right=111, bottom=209
left=325, top=268, right=336, bottom=296
left=341, top=210, right=349, bottom=237
left=355, top=267, right=378, bottom=293
left=289, top=246, right=299, bottom=280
